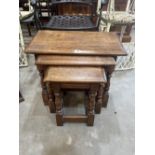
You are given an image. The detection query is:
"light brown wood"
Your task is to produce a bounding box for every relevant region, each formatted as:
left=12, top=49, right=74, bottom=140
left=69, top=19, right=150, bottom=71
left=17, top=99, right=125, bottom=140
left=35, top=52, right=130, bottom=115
left=43, top=67, right=106, bottom=83
left=25, top=30, right=127, bottom=56
left=36, top=55, right=116, bottom=66
left=45, top=67, right=106, bottom=126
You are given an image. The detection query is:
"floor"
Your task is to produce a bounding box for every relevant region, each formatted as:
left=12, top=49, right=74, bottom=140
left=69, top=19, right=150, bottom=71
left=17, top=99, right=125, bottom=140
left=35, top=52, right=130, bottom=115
left=19, top=55, right=135, bottom=155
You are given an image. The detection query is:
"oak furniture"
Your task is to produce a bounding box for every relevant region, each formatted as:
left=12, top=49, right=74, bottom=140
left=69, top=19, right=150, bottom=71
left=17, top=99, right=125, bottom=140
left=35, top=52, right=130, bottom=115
left=36, top=55, right=116, bottom=111
left=35, top=55, right=116, bottom=66
left=25, top=30, right=127, bottom=113
left=25, top=31, right=126, bottom=56
left=44, top=66, right=106, bottom=126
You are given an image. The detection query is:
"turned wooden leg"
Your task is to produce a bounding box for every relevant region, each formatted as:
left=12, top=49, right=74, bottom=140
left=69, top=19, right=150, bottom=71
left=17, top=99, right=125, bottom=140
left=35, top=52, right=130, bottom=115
left=37, top=65, right=49, bottom=105
left=103, top=66, right=115, bottom=107
left=46, top=83, right=55, bottom=113
left=53, top=85, right=63, bottom=126
left=41, top=72, right=49, bottom=105
left=87, top=85, right=98, bottom=126
left=95, top=83, right=105, bottom=114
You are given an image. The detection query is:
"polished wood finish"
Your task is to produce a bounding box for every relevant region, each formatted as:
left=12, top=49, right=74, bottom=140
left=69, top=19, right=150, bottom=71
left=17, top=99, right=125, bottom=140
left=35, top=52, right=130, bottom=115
left=25, top=31, right=127, bottom=56
left=44, top=66, right=106, bottom=126
left=25, top=30, right=126, bottom=115
left=36, top=55, right=115, bottom=108
left=25, top=31, right=124, bottom=108
left=36, top=55, right=116, bottom=66
left=44, top=67, right=106, bottom=83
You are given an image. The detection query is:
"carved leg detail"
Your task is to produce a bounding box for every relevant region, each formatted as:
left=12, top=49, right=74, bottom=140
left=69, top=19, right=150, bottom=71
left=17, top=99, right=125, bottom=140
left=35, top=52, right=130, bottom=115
left=87, top=86, right=97, bottom=126
left=102, top=72, right=111, bottom=107
left=102, top=91, right=109, bottom=107
left=46, top=83, right=55, bottom=113
left=103, top=66, right=115, bottom=107
left=96, top=83, right=105, bottom=113
left=38, top=68, right=49, bottom=105
left=53, top=85, right=63, bottom=126
left=42, top=86, right=49, bottom=105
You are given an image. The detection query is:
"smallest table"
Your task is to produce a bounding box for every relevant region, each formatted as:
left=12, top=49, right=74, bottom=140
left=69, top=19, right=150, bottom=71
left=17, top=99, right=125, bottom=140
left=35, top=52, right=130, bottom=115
left=44, top=66, right=107, bottom=126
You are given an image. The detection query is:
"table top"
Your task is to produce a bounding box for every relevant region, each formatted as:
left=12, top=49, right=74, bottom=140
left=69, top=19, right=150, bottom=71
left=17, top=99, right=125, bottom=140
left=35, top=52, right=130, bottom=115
left=36, top=55, right=116, bottom=66
left=44, top=67, right=106, bottom=83
left=25, top=30, right=127, bottom=56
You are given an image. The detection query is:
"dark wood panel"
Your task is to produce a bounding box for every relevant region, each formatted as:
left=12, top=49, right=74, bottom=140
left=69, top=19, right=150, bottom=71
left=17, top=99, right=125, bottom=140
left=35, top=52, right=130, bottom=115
left=58, top=4, right=92, bottom=15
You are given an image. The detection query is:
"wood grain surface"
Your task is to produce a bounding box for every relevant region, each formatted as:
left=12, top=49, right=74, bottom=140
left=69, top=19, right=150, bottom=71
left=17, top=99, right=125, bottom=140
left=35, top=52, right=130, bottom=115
left=43, top=66, right=106, bottom=83
left=25, top=30, right=127, bottom=56
left=36, top=55, right=116, bottom=66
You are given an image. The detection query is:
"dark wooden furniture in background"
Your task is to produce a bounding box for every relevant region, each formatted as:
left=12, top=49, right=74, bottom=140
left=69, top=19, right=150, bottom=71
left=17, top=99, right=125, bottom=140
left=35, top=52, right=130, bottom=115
left=29, top=0, right=97, bottom=17
left=25, top=30, right=127, bottom=109
left=44, top=66, right=106, bottom=126
left=36, top=0, right=50, bottom=18
left=33, top=0, right=99, bottom=30
left=52, top=0, right=131, bottom=34
left=19, top=0, right=29, bottom=11
left=20, top=0, right=133, bottom=41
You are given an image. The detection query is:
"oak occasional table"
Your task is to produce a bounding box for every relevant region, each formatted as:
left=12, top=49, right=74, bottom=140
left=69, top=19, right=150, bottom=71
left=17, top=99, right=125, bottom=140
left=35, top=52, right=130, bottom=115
left=44, top=66, right=107, bottom=126
left=25, top=30, right=127, bottom=109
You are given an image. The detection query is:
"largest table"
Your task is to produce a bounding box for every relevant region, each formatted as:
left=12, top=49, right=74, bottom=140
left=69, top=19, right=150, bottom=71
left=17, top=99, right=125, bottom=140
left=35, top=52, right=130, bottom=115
left=25, top=30, right=127, bottom=108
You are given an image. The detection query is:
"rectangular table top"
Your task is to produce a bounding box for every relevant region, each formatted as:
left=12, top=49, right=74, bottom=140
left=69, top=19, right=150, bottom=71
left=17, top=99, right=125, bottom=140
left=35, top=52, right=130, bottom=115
left=44, top=67, right=106, bottom=83
left=36, top=55, right=116, bottom=66
left=25, top=30, right=127, bottom=56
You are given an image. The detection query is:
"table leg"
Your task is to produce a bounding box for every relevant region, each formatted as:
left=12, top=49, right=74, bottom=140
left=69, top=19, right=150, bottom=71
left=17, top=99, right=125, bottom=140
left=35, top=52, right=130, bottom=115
left=40, top=71, right=49, bottom=105
left=53, top=84, right=63, bottom=126
left=103, top=66, right=115, bottom=107
left=46, top=83, right=55, bottom=113
left=95, top=83, right=105, bottom=114
left=37, top=65, right=49, bottom=105
left=87, top=85, right=98, bottom=126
